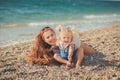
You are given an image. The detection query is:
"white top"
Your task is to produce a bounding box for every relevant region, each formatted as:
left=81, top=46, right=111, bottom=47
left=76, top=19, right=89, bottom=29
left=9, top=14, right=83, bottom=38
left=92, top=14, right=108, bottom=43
left=73, top=36, right=81, bottom=49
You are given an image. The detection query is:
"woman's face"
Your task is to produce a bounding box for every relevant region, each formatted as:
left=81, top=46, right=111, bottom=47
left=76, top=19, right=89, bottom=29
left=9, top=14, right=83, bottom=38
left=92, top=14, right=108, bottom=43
left=42, top=29, right=57, bottom=46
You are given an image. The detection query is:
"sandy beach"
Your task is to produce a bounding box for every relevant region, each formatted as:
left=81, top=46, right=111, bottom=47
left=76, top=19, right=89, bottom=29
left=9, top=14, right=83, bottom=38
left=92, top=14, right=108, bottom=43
left=0, top=24, right=120, bottom=80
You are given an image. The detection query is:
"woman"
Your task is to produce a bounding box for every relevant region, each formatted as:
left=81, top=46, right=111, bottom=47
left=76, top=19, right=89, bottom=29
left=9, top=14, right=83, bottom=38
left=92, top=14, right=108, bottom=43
left=27, top=26, right=95, bottom=69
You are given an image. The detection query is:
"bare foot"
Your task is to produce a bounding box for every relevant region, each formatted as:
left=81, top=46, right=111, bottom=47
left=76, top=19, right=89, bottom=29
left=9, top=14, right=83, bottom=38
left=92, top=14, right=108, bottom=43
left=75, top=65, right=81, bottom=69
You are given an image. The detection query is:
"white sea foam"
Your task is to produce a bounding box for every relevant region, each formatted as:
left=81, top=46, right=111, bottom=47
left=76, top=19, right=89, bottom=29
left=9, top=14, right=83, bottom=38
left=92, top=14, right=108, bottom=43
left=28, top=22, right=57, bottom=26
left=0, top=39, right=34, bottom=48
left=84, top=14, right=119, bottom=19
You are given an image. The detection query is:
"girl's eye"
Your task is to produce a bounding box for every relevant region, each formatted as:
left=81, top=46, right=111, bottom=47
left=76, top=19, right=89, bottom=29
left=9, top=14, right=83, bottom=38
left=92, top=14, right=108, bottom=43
left=51, top=34, right=53, bottom=36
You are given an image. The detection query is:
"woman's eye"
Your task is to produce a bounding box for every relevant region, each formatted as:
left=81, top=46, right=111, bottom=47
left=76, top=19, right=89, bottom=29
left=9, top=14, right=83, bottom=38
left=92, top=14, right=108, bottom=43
left=47, top=36, right=50, bottom=39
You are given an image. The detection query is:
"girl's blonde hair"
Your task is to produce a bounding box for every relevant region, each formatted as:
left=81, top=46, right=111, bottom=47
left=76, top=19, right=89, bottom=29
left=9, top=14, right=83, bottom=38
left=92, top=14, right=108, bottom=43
left=56, top=25, right=79, bottom=40
left=59, top=27, right=73, bottom=41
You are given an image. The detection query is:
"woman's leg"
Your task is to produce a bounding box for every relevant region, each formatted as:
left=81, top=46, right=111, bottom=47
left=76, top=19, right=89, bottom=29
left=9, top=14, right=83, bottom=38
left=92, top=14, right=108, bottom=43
left=75, top=46, right=84, bottom=69
left=81, top=42, right=95, bottom=54
left=75, top=42, right=95, bottom=69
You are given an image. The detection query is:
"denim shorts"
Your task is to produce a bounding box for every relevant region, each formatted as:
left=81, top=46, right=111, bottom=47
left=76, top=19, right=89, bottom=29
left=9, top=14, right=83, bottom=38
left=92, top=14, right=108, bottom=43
left=59, top=49, right=78, bottom=60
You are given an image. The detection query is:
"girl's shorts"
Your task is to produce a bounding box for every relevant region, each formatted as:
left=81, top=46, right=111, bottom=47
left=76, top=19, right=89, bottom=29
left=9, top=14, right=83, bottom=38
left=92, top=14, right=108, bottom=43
left=60, top=49, right=78, bottom=60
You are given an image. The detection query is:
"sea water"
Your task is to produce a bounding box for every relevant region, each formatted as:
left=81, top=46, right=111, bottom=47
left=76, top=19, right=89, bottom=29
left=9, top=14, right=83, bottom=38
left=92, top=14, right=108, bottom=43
left=0, top=0, right=120, bottom=48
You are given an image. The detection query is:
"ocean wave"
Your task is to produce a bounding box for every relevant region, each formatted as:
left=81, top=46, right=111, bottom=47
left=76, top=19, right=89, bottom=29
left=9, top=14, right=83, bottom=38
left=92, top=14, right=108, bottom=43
left=84, top=14, right=120, bottom=19
left=1, top=14, right=120, bottom=29
left=0, top=23, right=29, bottom=28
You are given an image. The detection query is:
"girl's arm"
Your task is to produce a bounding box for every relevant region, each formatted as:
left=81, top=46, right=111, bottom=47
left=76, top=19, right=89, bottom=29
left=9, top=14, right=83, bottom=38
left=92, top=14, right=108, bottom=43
left=68, top=43, right=75, bottom=62
left=54, top=53, right=71, bottom=66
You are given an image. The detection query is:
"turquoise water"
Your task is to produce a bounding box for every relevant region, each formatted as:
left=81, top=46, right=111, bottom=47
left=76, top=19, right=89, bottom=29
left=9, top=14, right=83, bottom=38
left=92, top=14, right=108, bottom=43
left=0, top=0, right=120, bottom=47
left=0, top=0, right=120, bottom=24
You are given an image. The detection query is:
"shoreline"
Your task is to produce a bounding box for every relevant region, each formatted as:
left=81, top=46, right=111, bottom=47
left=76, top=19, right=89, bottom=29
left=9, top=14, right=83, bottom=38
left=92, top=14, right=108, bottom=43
left=0, top=24, right=120, bottom=49
left=0, top=24, right=120, bottom=80
left=0, top=24, right=119, bottom=49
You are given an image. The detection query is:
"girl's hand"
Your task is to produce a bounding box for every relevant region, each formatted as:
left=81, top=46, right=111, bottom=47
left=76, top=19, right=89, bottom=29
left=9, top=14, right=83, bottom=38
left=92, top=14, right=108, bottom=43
left=66, top=61, right=72, bottom=67
left=68, top=56, right=72, bottom=62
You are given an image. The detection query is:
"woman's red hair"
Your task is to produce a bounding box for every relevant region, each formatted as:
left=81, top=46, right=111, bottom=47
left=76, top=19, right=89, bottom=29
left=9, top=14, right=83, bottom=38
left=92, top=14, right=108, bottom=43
left=27, top=27, right=55, bottom=65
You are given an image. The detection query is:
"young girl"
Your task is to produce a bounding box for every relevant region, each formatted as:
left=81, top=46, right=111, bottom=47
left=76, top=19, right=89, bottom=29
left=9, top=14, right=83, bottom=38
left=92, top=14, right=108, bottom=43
left=58, top=28, right=75, bottom=67
left=54, top=25, right=83, bottom=69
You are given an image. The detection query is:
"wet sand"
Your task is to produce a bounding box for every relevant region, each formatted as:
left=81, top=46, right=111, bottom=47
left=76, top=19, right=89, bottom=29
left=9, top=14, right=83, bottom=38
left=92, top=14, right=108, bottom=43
left=0, top=24, right=120, bottom=80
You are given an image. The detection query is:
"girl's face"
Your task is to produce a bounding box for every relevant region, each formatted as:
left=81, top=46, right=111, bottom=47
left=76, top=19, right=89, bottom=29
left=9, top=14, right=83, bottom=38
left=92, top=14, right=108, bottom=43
left=60, top=32, right=72, bottom=45
left=42, top=29, right=57, bottom=46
